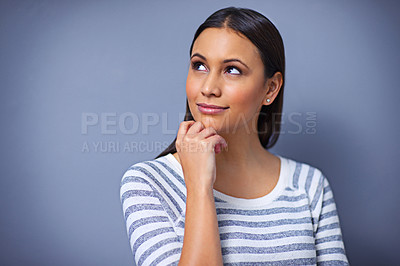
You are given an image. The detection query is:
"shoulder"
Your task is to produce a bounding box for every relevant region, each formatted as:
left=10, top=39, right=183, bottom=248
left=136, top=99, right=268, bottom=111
left=120, top=154, right=182, bottom=190
left=278, top=155, right=328, bottom=199
left=279, top=155, right=338, bottom=216
left=120, top=153, right=186, bottom=220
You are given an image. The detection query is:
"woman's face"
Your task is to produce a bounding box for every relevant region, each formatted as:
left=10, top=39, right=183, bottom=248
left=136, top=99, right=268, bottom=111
left=186, top=27, right=268, bottom=134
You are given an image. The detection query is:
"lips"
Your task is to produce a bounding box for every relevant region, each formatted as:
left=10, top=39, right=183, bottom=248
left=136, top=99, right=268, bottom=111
left=196, top=103, right=229, bottom=109
left=196, top=103, right=229, bottom=115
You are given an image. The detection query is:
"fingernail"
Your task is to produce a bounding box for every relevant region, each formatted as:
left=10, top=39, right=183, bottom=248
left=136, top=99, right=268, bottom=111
left=215, top=145, right=220, bottom=154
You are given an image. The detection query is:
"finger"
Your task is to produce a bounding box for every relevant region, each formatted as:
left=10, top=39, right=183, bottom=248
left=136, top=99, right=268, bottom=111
left=197, top=126, right=217, bottom=140
left=177, top=120, right=195, bottom=146
left=186, top=121, right=205, bottom=137
left=215, top=143, right=222, bottom=154
left=204, top=135, right=228, bottom=153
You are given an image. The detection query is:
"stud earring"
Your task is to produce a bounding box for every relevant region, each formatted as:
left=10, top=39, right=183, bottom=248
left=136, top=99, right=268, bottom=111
left=266, top=98, right=271, bottom=103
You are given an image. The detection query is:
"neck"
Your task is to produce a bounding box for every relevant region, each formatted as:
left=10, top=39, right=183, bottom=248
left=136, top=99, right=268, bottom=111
left=215, top=126, right=270, bottom=173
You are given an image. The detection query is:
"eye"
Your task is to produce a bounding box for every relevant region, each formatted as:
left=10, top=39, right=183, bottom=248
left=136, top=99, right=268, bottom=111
left=191, top=61, right=207, bottom=72
left=226, top=66, right=241, bottom=75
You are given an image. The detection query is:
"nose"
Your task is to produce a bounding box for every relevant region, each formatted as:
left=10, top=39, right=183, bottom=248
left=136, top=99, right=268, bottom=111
left=201, top=71, right=221, bottom=97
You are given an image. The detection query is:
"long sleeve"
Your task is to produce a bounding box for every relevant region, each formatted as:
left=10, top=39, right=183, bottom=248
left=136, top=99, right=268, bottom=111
left=312, top=174, right=349, bottom=265
left=120, top=165, right=182, bottom=266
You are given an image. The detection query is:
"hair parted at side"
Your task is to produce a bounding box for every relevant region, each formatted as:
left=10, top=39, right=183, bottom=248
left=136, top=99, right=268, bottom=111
left=155, top=6, right=285, bottom=159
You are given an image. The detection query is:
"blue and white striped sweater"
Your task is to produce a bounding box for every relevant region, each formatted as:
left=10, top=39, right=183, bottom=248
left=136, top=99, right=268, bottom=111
left=120, top=153, right=349, bottom=265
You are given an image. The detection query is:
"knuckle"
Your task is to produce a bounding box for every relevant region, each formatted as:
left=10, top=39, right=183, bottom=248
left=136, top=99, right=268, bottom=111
left=199, top=140, right=209, bottom=148
left=181, top=121, right=191, bottom=127
left=208, top=127, right=216, bottom=134
left=183, top=135, right=191, bottom=142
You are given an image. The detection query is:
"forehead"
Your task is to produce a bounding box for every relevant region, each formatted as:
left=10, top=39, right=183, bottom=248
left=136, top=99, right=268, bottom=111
left=192, top=27, right=260, bottom=62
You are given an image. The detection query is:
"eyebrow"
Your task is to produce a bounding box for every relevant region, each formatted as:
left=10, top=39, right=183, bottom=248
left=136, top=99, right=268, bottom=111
left=191, top=53, right=250, bottom=70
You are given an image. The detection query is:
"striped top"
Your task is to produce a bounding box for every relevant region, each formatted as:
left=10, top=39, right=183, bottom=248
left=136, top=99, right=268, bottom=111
left=120, top=153, right=349, bottom=265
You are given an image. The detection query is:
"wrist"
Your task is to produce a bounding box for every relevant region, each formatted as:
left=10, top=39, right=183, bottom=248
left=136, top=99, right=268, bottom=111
left=186, top=185, right=214, bottom=198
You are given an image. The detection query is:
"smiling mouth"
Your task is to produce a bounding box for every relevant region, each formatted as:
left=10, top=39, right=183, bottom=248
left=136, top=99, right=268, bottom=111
left=196, top=103, right=229, bottom=109
left=196, top=103, right=229, bottom=115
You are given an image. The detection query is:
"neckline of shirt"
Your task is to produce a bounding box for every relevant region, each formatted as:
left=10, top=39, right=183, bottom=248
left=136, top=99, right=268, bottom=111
left=164, top=152, right=290, bottom=207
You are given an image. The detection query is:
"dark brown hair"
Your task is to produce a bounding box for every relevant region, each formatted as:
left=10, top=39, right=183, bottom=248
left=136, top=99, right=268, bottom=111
left=155, top=6, right=285, bottom=159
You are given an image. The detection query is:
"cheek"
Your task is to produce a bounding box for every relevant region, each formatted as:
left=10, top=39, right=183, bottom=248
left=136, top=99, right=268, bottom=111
left=185, top=75, right=201, bottom=118
left=185, top=75, right=199, bottom=101
left=227, top=87, right=261, bottom=112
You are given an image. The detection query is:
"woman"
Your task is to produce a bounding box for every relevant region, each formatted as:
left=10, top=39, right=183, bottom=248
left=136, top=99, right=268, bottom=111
left=120, top=6, right=349, bottom=265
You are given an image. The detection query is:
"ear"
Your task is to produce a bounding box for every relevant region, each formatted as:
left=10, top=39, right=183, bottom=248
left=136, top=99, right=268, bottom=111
left=263, top=72, right=283, bottom=105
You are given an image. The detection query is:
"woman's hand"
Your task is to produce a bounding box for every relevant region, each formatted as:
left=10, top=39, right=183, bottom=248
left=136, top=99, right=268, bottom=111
left=175, top=120, right=228, bottom=192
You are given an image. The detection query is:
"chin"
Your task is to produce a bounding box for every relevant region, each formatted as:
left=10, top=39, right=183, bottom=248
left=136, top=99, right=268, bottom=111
left=190, top=106, right=228, bottom=132
left=197, top=115, right=228, bottom=132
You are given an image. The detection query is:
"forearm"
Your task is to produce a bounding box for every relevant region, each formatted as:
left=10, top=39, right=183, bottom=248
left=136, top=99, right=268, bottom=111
left=178, top=188, right=223, bottom=266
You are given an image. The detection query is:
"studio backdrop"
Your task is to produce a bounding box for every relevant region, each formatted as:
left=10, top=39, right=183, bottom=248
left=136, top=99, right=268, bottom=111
left=0, top=0, right=399, bottom=265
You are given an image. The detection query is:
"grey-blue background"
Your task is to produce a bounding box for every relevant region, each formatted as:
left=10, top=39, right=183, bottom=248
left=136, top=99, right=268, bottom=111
left=1, top=0, right=399, bottom=265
